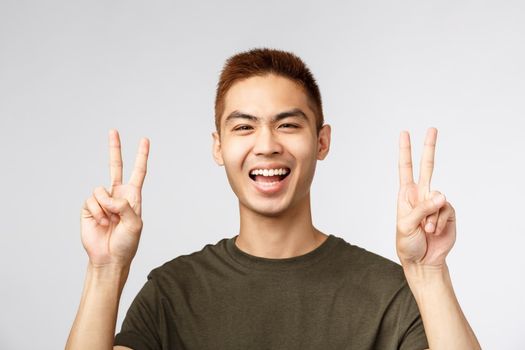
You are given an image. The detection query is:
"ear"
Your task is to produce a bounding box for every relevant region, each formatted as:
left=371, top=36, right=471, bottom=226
left=212, top=131, right=224, bottom=166
left=317, top=124, right=331, bottom=160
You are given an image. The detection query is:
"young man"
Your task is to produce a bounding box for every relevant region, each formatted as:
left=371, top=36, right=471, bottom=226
left=66, top=49, right=481, bottom=349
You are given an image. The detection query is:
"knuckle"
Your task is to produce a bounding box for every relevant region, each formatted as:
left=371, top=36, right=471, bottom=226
left=423, top=159, right=434, bottom=168
left=424, top=200, right=435, bottom=211
left=442, top=205, right=454, bottom=219
left=93, top=186, right=105, bottom=196
left=398, top=160, right=412, bottom=169
left=424, top=142, right=436, bottom=148
left=82, top=199, right=91, bottom=212
left=436, top=219, right=447, bottom=233
left=86, top=195, right=98, bottom=207
left=135, top=165, right=147, bottom=174
left=84, top=198, right=102, bottom=216
left=430, top=190, right=441, bottom=197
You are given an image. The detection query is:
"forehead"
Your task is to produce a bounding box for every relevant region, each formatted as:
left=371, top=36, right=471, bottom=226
left=221, top=74, right=313, bottom=120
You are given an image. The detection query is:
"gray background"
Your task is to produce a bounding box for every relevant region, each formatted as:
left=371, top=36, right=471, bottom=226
left=1, top=0, right=524, bottom=349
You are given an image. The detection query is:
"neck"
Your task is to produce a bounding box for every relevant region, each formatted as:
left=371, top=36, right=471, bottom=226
left=236, top=194, right=327, bottom=259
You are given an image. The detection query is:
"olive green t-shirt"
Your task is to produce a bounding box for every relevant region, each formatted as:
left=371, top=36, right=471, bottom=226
left=114, top=234, right=428, bottom=350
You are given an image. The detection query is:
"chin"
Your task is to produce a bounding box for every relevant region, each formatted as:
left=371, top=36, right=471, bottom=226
left=241, top=197, right=296, bottom=218
left=253, top=207, right=287, bottom=218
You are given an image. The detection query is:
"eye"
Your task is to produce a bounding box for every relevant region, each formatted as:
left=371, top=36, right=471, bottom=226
left=233, top=125, right=253, bottom=131
left=279, top=123, right=299, bottom=129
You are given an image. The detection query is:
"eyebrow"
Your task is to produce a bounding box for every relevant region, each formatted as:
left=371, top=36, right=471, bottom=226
left=224, top=108, right=309, bottom=125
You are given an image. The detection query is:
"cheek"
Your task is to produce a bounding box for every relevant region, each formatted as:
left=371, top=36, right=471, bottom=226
left=221, top=140, right=251, bottom=171
left=290, top=139, right=318, bottom=185
left=289, top=137, right=317, bottom=164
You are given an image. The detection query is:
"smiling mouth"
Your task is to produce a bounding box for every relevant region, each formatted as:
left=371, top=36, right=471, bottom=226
left=249, top=168, right=291, bottom=183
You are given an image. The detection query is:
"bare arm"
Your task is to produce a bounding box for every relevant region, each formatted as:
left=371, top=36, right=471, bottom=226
left=66, top=264, right=129, bottom=349
left=395, top=128, right=481, bottom=349
left=403, top=264, right=480, bottom=349
left=66, top=130, right=149, bottom=350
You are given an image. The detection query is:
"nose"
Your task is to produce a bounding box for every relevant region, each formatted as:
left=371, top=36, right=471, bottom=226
left=253, top=126, right=283, bottom=156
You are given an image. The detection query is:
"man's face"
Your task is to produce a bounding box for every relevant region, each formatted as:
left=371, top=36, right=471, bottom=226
left=212, top=74, right=330, bottom=217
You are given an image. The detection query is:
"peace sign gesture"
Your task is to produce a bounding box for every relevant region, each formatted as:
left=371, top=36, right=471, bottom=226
left=396, top=128, right=456, bottom=268
left=80, top=130, right=150, bottom=268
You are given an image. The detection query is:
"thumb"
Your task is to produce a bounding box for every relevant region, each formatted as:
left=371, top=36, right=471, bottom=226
left=399, top=194, right=446, bottom=234
left=94, top=187, right=140, bottom=227
left=103, top=197, right=139, bottom=223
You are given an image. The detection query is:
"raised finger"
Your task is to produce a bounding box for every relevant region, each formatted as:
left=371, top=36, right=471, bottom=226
left=398, top=131, right=414, bottom=186
left=129, top=137, right=150, bottom=189
left=418, top=127, right=438, bottom=192
left=109, top=129, right=123, bottom=188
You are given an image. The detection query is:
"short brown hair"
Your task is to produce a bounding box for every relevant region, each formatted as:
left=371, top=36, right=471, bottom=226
left=214, top=48, right=324, bottom=134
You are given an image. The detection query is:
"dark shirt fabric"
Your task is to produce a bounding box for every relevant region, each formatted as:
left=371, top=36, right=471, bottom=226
left=114, top=234, right=428, bottom=350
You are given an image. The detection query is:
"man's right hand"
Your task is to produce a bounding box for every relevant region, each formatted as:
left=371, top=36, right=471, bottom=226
left=80, top=129, right=150, bottom=269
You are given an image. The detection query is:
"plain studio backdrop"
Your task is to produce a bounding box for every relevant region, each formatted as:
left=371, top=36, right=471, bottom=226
left=1, top=0, right=524, bottom=349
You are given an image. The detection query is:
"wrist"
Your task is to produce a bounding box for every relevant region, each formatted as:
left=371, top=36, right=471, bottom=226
left=402, top=261, right=448, bottom=278
left=402, top=263, right=453, bottom=299
left=87, top=262, right=130, bottom=291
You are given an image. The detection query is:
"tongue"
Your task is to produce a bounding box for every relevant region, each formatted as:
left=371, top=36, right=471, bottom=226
left=255, top=175, right=281, bottom=182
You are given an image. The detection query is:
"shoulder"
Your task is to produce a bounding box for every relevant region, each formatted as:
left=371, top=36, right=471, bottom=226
left=146, top=237, right=231, bottom=284
left=331, top=235, right=408, bottom=291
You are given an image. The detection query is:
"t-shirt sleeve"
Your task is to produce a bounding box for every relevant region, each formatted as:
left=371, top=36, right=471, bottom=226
left=114, top=273, right=162, bottom=350
left=396, top=282, right=429, bottom=350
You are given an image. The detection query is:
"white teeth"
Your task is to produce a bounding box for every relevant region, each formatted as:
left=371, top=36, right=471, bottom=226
left=250, top=168, right=289, bottom=176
